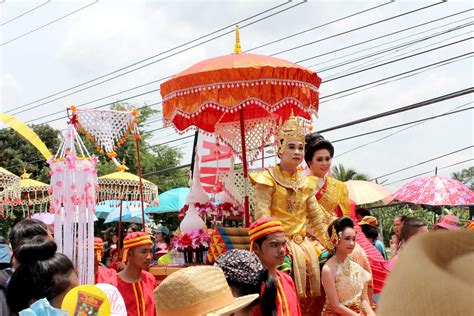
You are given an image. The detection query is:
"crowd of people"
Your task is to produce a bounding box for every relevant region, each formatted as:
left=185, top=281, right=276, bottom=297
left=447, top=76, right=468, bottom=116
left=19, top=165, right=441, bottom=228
left=0, top=113, right=471, bottom=315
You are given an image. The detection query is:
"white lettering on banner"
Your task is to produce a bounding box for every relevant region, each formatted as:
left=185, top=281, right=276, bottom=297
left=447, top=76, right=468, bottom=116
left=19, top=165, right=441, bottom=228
left=196, top=132, right=234, bottom=194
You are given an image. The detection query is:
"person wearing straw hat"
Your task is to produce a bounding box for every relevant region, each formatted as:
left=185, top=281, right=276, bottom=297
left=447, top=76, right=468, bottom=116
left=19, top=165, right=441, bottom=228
left=94, top=237, right=117, bottom=286
left=248, top=217, right=301, bottom=316
left=110, top=232, right=156, bottom=316
left=377, top=230, right=473, bottom=315
left=154, top=266, right=259, bottom=316
left=215, top=248, right=279, bottom=316
left=359, top=216, right=388, bottom=260
left=249, top=113, right=334, bottom=304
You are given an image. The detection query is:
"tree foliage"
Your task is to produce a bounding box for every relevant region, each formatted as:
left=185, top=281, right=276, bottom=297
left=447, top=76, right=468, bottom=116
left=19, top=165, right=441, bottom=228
left=451, top=166, right=474, bottom=190
left=331, top=163, right=369, bottom=181
left=0, top=103, right=189, bottom=235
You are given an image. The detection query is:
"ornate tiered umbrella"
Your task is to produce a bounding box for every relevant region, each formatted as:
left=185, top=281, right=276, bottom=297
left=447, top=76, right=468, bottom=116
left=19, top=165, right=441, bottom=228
left=0, top=167, right=21, bottom=213
left=98, top=165, right=158, bottom=251
left=17, top=170, right=50, bottom=216
left=161, top=26, right=321, bottom=225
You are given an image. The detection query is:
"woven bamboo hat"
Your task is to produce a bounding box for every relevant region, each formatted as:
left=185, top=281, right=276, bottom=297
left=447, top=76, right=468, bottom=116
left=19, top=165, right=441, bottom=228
left=154, top=266, right=259, bottom=316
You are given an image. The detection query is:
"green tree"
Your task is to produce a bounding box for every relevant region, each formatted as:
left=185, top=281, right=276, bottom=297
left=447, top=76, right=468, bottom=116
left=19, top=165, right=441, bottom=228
left=331, top=163, right=369, bottom=181
left=451, top=167, right=474, bottom=190
left=0, top=124, right=61, bottom=183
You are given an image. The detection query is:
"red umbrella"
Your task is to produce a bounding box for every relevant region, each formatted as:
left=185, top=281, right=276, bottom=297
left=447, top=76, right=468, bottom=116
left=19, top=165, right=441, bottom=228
left=161, top=27, right=321, bottom=226
left=392, top=175, right=474, bottom=206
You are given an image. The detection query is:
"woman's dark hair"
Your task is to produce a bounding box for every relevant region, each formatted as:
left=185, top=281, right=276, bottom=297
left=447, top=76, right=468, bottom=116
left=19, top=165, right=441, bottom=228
left=9, top=219, right=49, bottom=252
left=304, top=132, right=335, bottom=164
left=327, top=216, right=355, bottom=237
left=128, top=224, right=140, bottom=232
left=6, top=236, right=76, bottom=312
left=401, top=217, right=427, bottom=241
left=361, top=224, right=379, bottom=241
left=253, top=235, right=278, bottom=316
left=356, top=208, right=371, bottom=218
left=395, top=215, right=408, bottom=223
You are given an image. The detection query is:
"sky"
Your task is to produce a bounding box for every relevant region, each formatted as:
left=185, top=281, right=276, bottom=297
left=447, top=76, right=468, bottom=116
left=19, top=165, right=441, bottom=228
left=1, top=0, right=473, bottom=193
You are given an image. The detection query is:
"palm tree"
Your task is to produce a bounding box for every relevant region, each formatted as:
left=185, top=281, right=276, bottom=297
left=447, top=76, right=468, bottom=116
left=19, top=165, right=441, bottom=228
left=451, top=167, right=474, bottom=190
left=331, top=163, right=369, bottom=181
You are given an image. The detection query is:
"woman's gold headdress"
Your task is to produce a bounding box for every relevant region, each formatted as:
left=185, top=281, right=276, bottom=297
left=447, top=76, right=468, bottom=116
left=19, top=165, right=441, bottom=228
left=277, top=110, right=306, bottom=156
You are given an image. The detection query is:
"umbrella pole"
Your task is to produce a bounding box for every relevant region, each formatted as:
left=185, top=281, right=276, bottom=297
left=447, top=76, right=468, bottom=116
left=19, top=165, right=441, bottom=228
left=118, top=200, right=123, bottom=260
left=239, top=109, right=250, bottom=227
left=134, top=136, right=146, bottom=231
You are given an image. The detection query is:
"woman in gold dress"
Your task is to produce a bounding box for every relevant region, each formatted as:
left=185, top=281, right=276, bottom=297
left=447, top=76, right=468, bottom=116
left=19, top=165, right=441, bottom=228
left=249, top=113, right=334, bottom=304
left=321, top=217, right=375, bottom=316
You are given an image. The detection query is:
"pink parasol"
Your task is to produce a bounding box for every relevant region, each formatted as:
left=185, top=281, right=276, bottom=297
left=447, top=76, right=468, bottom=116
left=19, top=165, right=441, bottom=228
left=392, top=175, right=474, bottom=206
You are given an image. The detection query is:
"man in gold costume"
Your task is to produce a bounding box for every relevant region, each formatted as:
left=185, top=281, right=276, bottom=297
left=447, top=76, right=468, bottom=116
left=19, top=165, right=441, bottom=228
left=249, top=113, right=335, bottom=307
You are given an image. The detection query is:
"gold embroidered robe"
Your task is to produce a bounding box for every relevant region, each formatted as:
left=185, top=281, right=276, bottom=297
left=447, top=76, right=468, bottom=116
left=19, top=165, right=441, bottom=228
left=249, top=165, right=334, bottom=298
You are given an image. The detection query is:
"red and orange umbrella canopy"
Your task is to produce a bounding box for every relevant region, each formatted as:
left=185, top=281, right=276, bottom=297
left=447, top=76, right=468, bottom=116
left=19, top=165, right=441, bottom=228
left=161, top=52, right=321, bottom=133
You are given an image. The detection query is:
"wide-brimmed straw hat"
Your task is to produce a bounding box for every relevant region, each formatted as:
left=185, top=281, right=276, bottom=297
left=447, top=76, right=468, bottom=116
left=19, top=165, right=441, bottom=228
left=154, top=266, right=259, bottom=316
left=378, top=230, right=474, bottom=315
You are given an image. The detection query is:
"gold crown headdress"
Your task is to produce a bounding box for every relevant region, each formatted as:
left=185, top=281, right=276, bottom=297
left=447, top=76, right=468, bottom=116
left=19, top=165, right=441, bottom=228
left=276, top=110, right=306, bottom=156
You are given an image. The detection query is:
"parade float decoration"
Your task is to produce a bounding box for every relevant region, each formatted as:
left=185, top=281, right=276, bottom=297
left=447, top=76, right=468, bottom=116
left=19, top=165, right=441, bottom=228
left=171, top=155, right=211, bottom=264
left=16, top=170, right=51, bottom=216
left=98, top=165, right=158, bottom=253
left=0, top=167, right=21, bottom=214
left=49, top=123, right=98, bottom=284
left=161, top=26, right=321, bottom=226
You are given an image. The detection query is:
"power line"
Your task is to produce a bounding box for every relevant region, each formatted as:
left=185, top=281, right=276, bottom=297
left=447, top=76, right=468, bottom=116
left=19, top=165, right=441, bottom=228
left=319, top=87, right=473, bottom=134
left=245, top=1, right=394, bottom=52
left=26, top=48, right=473, bottom=127
left=0, top=0, right=50, bottom=27
left=13, top=5, right=464, bottom=122
left=370, top=146, right=473, bottom=181
left=0, top=0, right=98, bottom=47
left=270, top=1, right=445, bottom=56
left=6, top=1, right=432, bottom=117
left=6, top=1, right=391, bottom=116
left=297, top=8, right=473, bottom=65
left=332, top=106, right=473, bottom=143
left=319, top=54, right=472, bottom=104
left=324, top=36, right=472, bottom=83
left=385, top=159, right=474, bottom=186
left=334, top=99, right=473, bottom=158
left=321, top=52, right=472, bottom=100
left=4, top=1, right=302, bottom=114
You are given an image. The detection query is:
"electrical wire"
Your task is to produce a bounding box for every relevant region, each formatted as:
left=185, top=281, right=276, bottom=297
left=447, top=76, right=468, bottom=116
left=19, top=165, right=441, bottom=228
left=384, top=159, right=474, bottom=186
left=4, top=1, right=303, bottom=114
left=270, top=1, right=445, bottom=56
left=0, top=0, right=98, bottom=47
left=0, top=0, right=50, bottom=27
left=370, top=146, right=473, bottom=181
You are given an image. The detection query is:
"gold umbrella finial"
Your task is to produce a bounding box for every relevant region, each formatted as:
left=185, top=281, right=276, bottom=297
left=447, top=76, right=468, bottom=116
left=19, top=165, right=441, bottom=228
left=234, top=24, right=242, bottom=54
left=20, top=168, right=32, bottom=179
left=117, top=158, right=130, bottom=172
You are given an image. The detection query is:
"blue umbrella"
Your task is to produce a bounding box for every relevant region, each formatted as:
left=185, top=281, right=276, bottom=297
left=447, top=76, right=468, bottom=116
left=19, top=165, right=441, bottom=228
left=104, top=201, right=151, bottom=223
left=146, top=187, right=189, bottom=214
left=95, top=200, right=123, bottom=219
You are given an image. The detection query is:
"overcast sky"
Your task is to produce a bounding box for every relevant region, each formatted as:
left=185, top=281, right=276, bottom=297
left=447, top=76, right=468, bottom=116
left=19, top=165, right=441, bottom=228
left=1, top=0, right=473, bottom=192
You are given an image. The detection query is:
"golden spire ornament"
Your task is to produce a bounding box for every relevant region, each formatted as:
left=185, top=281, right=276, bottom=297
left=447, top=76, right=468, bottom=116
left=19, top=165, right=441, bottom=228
left=234, top=24, right=242, bottom=54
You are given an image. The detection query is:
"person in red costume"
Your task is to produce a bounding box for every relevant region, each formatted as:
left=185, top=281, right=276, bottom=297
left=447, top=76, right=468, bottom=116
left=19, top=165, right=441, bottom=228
left=109, top=232, right=156, bottom=316
left=249, top=217, right=301, bottom=316
left=93, top=237, right=117, bottom=286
